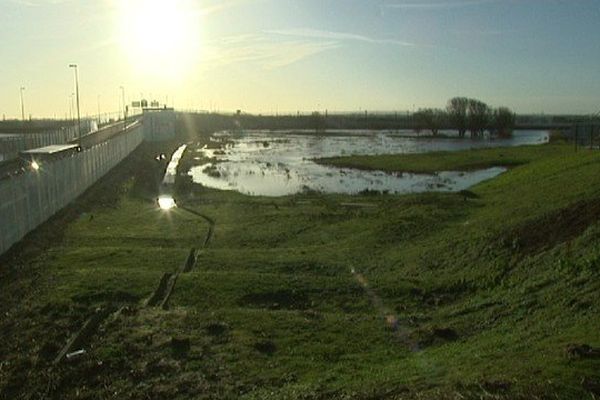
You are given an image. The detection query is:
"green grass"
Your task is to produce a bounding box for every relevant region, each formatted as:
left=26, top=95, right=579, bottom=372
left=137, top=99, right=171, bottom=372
left=318, top=144, right=568, bottom=173
left=1, top=143, right=599, bottom=399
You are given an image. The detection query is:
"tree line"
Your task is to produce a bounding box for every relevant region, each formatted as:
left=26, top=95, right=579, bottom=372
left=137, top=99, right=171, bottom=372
left=178, top=97, right=517, bottom=136
left=413, top=97, right=516, bottom=138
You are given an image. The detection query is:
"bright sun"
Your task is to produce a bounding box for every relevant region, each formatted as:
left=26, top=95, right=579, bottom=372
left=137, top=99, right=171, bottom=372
left=117, top=0, right=201, bottom=81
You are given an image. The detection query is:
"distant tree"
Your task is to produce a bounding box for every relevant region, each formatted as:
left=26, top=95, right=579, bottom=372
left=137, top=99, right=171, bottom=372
left=311, top=111, right=326, bottom=133
left=493, top=107, right=516, bottom=137
left=447, top=97, right=469, bottom=137
left=412, top=110, right=426, bottom=134
left=414, top=108, right=446, bottom=136
left=467, top=99, right=491, bottom=138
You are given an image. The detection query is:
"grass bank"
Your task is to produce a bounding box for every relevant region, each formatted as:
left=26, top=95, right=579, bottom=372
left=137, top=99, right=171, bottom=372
left=317, top=144, right=567, bottom=173
left=0, top=142, right=599, bottom=399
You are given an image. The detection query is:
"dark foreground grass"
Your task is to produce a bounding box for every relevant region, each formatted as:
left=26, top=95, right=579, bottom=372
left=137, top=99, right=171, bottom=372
left=0, top=143, right=599, bottom=399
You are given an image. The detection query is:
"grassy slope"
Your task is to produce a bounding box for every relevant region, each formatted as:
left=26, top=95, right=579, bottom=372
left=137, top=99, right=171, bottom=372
left=317, top=144, right=568, bottom=173
left=1, top=143, right=599, bottom=399
left=0, top=145, right=211, bottom=397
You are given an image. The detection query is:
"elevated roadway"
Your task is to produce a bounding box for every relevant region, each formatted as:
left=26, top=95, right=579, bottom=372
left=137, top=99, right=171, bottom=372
left=0, top=118, right=142, bottom=180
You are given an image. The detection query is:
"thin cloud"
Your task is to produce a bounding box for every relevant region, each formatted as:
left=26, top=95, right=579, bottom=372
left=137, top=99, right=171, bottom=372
left=267, top=28, right=415, bottom=47
left=451, top=27, right=517, bottom=36
left=204, top=34, right=340, bottom=70
left=7, top=0, right=72, bottom=6
left=383, top=0, right=497, bottom=10
left=199, top=0, right=263, bottom=16
left=203, top=27, right=417, bottom=70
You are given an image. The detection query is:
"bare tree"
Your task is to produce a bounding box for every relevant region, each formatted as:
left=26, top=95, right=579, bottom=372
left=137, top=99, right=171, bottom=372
left=311, top=111, right=326, bottom=133
left=447, top=97, right=469, bottom=137
left=467, top=99, right=491, bottom=138
left=493, top=107, right=516, bottom=137
left=414, top=108, right=446, bottom=136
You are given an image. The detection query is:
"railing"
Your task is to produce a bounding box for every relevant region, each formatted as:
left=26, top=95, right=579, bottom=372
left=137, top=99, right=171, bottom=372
left=0, top=121, right=92, bottom=162
left=0, top=115, right=143, bottom=163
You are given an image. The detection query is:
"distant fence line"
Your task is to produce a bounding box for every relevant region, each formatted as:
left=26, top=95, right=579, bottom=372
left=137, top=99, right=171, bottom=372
left=0, top=125, right=143, bottom=255
left=0, top=121, right=95, bottom=162
left=571, top=121, right=600, bottom=149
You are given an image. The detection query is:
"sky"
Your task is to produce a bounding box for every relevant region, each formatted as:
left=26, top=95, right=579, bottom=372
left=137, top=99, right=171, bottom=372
left=1, top=0, right=599, bottom=119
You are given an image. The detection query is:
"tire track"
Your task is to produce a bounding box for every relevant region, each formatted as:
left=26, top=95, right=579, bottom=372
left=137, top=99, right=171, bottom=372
left=147, top=205, right=215, bottom=310
left=53, top=204, right=215, bottom=368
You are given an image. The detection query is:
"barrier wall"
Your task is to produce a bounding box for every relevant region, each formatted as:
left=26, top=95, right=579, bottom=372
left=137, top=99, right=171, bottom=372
left=0, top=121, right=98, bottom=162
left=0, top=127, right=78, bottom=162
left=0, top=125, right=143, bottom=255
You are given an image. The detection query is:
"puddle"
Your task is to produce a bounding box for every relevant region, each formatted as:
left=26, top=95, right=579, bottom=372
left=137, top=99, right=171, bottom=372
left=189, top=130, right=548, bottom=197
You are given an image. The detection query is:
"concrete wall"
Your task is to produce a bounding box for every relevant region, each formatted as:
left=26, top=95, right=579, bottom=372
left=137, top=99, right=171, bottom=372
left=143, top=109, right=176, bottom=141
left=0, top=125, right=143, bottom=256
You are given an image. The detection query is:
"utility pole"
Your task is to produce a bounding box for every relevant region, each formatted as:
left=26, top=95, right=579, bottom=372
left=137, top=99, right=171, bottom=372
left=20, top=87, right=26, bottom=122
left=69, top=64, right=82, bottom=147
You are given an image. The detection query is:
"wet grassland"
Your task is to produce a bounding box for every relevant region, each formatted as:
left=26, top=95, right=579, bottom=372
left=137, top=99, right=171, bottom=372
left=0, top=141, right=599, bottom=399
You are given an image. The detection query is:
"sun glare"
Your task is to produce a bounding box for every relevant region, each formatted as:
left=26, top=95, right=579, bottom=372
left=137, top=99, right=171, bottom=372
left=158, top=196, right=176, bottom=211
left=117, top=0, right=202, bottom=81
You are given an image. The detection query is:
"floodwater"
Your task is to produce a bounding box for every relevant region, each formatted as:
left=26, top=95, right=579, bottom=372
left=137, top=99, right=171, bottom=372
left=163, top=144, right=187, bottom=185
left=189, top=130, right=549, bottom=197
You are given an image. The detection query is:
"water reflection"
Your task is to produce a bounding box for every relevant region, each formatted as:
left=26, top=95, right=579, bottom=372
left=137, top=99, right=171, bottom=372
left=163, top=144, right=187, bottom=185
left=189, top=130, right=548, bottom=197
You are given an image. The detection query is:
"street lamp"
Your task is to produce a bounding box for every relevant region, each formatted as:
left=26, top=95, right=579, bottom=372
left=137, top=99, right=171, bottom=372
left=69, top=64, right=82, bottom=147
left=120, top=86, right=127, bottom=132
left=69, top=93, right=75, bottom=122
left=97, top=95, right=101, bottom=126
left=20, top=87, right=26, bottom=122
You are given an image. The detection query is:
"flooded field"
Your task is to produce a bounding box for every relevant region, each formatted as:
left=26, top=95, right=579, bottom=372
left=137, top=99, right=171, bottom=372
left=189, top=130, right=548, bottom=196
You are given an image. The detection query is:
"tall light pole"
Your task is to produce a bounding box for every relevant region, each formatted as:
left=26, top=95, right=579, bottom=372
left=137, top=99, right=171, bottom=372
left=20, top=87, right=26, bottom=122
left=120, top=86, right=126, bottom=131
left=69, top=64, right=82, bottom=147
left=97, top=95, right=101, bottom=126
left=70, top=93, right=75, bottom=122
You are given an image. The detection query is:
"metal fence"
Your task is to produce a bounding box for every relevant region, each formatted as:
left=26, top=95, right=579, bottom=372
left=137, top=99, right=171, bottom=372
left=571, top=122, right=600, bottom=150
left=0, top=128, right=78, bottom=162
left=0, top=125, right=143, bottom=255
left=0, top=120, right=96, bottom=162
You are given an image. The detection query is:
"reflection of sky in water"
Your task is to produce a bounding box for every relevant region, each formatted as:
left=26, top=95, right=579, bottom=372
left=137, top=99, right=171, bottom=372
left=163, top=144, right=187, bottom=185
left=189, top=130, right=548, bottom=197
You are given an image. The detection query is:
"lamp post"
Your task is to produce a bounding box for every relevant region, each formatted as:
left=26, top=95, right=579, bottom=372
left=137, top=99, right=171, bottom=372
left=69, top=93, right=75, bottom=122
left=20, top=87, right=26, bottom=122
left=97, top=95, right=101, bottom=126
left=120, top=86, right=127, bottom=132
left=69, top=64, right=82, bottom=147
